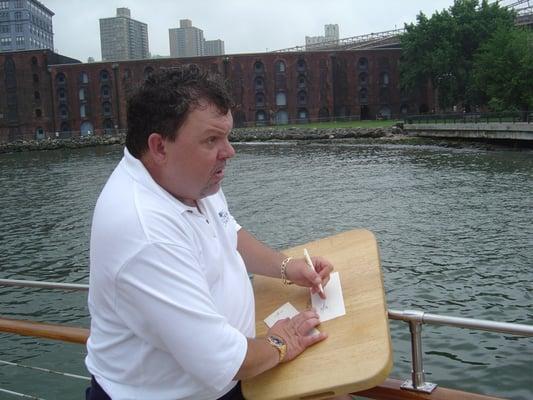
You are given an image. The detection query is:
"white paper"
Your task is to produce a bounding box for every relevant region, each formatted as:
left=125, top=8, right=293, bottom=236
left=264, top=302, right=320, bottom=335
left=311, top=271, right=346, bottom=322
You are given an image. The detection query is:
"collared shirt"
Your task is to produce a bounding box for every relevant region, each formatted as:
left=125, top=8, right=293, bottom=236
left=85, top=148, right=254, bottom=400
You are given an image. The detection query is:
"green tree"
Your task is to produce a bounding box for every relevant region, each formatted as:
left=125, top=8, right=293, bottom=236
left=473, top=27, right=533, bottom=116
left=400, top=0, right=515, bottom=111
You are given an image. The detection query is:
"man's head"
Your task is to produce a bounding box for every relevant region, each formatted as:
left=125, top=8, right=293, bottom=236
left=126, top=65, right=233, bottom=159
left=126, top=66, right=236, bottom=206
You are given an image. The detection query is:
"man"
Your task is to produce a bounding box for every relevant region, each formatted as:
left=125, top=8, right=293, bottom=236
left=86, top=66, right=333, bottom=400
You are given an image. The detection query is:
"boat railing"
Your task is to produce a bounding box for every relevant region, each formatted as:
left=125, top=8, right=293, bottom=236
left=1, top=278, right=532, bottom=399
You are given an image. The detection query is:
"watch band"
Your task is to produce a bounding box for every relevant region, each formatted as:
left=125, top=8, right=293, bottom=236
left=266, top=335, right=287, bottom=363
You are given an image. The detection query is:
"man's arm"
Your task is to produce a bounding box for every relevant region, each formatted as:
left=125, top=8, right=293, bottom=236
left=234, top=310, right=327, bottom=380
left=237, top=228, right=334, bottom=296
left=237, top=228, right=286, bottom=277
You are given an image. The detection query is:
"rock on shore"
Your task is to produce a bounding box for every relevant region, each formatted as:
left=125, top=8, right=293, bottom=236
left=0, top=126, right=404, bottom=154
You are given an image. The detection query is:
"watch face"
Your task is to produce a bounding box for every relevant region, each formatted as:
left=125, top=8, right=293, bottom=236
left=270, top=336, right=283, bottom=346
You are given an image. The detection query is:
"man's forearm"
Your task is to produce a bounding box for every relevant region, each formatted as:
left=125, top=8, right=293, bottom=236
left=237, top=228, right=286, bottom=277
left=233, top=337, right=280, bottom=381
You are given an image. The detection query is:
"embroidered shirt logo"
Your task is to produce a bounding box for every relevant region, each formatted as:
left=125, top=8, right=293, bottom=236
left=218, top=210, right=229, bottom=226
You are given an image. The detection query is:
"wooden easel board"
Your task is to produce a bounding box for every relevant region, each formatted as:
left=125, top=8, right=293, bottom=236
left=242, top=229, right=393, bottom=400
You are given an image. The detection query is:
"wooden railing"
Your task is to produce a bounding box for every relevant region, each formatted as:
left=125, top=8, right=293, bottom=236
left=0, top=317, right=505, bottom=400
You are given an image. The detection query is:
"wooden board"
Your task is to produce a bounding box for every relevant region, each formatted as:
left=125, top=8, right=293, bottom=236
left=242, top=229, right=393, bottom=400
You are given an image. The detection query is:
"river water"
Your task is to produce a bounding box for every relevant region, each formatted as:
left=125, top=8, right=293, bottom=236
left=0, top=142, right=532, bottom=399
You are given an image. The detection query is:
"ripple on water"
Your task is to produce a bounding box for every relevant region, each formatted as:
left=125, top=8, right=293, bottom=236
left=1, top=144, right=532, bottom=399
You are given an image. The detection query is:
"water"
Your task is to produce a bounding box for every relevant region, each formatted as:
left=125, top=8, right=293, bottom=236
left=0, top=142, right=532, bottom=399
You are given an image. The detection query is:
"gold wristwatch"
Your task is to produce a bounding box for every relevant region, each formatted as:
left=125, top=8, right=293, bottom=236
left=266, top=335, right=287, bottom=363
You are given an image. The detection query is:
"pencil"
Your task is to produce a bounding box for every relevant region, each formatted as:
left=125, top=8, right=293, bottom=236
left=303, top=248, right=325, bottom=297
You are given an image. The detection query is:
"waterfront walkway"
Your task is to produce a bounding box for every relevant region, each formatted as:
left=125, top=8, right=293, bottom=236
left=405, top=122, right=533, bottom=142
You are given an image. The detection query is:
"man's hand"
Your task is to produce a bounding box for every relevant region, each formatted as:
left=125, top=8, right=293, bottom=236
left=268, top=309, right=327, bottom=362
left=285, top=256, right=333, bottom=299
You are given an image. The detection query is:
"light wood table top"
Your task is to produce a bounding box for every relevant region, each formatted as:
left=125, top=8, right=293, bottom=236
left=242, top=229, right=393, bottom=400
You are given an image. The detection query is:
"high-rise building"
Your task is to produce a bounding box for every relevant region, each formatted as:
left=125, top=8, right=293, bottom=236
left=204, top=39, right=224, bottom=56
left=305, top=24, right=340, bottom=50
left=169, top=19, right=204, bottom=58
left=169, top=19, right=225, bottom=58
left=0, top=0, right=54, bottom=53
left=324, top=24, right=339, bottom=42
left=99, top=7, right=149, bottom=61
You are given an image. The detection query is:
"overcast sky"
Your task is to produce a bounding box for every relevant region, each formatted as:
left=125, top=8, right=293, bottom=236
left=44, top=0, right=457, bottom=61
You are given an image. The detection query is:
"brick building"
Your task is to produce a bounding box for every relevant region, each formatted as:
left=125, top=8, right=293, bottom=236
left=0, top=48, right=431, bottom=143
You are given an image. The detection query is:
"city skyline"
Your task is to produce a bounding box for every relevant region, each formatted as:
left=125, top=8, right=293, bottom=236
left=44, top=0, right=456, bottom=61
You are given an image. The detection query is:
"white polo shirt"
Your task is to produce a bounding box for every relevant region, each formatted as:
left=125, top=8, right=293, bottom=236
left=85, top=148, right=255, bottom=400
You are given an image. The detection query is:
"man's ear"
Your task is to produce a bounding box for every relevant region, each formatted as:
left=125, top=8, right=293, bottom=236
left=147, top=133, right=166, bottom=164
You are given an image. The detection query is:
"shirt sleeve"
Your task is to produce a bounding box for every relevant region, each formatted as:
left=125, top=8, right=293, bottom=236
left=114, top=242, right=247, bottom=391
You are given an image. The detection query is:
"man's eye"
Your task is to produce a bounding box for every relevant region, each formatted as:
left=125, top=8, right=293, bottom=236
left=207, top=137, right=217, bottom=144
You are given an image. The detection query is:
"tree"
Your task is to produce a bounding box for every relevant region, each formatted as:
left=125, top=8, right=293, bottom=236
left=400, top=0, right=515, bottom=111
left=473, top=27, right=533, bottom=116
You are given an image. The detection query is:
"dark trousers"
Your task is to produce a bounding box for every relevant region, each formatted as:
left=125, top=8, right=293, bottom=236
left=86, top=377, right=245, bottom=400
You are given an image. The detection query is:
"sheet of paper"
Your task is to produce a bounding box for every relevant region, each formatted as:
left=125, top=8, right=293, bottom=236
left=311, top=271, right=346, bottom=322
left=264, top=302, right=320, bottom=335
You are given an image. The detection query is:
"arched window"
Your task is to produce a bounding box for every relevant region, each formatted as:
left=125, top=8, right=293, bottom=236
left=55, top=72, right=66, bottom=85
left=59, top=105, right=68, bottom=119
left=80, top=104, right=86, bottom=118
left=378, top=106, right=391, bottom=119
left=380, top=72, right=390, bottom=86
left=31, top=56, right=38, bottom=67
left=297, top=74, right=306, bottom=88
left=297, top=90, right=307, bottom=105
left=297, top=108, right=309, bottom=123
left=103, top=119, right=114, bottom=134
left=102, top=101, right=112, bottom=116
left=359, top=72, right=368, bottom=85
left=254, top=61, right=264, bottom=74
left=101, top=85, right=110, bottom=98
left=275, top=60, right=286, bottom=73
left=80, top=71, right=88, bottom=84
left=255, top=110, right=267, bottom=125
left=358, top=57, right=368, bottom=71
left=144, top=66, right=154, bottom=79
left=359, top=88, right=368, bottom=104
left=100, top=69, right=109, bottom=81
left=35, top=127, right=45, bottom=140
left=80, top=121, right=93, bottom=136
left=254, top=77, right=264, bottom=90
left=255, top=92, right=265, bottom=107
left=297, top=59, right=306, bottom=72
left=275, top=92, right=287, bottom=106
left=275, top=110, right=288, bottom=125
left=58, top=87, right=66, bottom=101
left=78, top=88, right=86, bottom=101
left=5, top=58, right=16, bottom=90
left=318, top=107, right=329, bottom=122
left=35, top=108, right=42, bottom=118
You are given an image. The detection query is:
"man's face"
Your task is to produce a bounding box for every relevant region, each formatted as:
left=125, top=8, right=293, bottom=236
left=158, top=103, right=235, bottom=206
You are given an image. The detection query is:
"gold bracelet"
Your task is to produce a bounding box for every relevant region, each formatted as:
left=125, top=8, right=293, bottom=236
left=280, top=257, right=293, bottom=285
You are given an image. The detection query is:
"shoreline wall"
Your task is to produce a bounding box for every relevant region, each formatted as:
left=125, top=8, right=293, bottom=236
left=0, top=126, right=403, bottom=154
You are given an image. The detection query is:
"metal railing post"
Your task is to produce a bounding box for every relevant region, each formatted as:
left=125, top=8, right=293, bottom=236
left=398, top=310, right=438, bottom=393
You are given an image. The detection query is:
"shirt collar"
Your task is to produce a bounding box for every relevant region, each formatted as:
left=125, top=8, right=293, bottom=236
left=122, top=147, right=196, bottom=215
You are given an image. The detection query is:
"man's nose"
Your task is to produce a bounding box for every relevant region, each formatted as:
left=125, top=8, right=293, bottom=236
left=220, top=139, right=235, bottom=159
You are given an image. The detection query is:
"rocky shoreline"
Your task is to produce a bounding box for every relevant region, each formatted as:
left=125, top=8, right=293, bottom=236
left=0, top=126, right=406, bottom=154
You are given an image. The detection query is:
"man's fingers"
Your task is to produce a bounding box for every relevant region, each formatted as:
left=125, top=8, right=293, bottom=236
left=297, top=317, right=321, bottom=335
left=302, top=331, right=328, bottom=347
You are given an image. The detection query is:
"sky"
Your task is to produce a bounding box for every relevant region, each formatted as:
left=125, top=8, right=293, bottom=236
left=44, top=0, right=458, bottom=62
